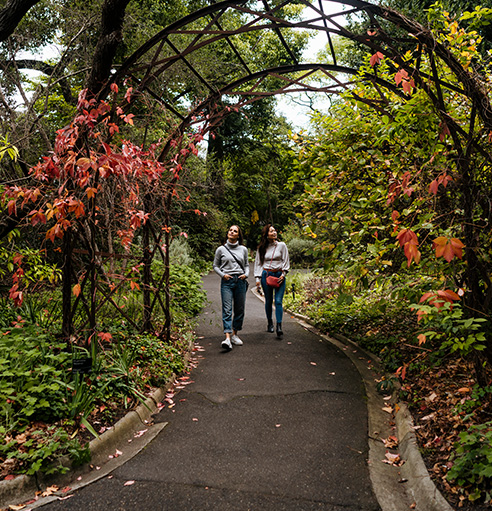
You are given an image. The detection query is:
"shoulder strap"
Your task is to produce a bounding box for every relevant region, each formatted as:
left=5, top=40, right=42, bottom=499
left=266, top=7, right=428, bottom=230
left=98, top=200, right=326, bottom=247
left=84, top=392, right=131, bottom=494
left=223, top=245, right=246, bottom=273
left=270, top=242, right=277, bottom=265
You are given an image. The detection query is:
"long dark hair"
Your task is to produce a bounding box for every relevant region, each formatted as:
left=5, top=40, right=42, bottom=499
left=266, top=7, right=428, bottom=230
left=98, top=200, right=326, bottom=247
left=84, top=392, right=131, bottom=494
left=258, top=223, right=274, bottom=264
left=224, top=224, right=244, bottom=245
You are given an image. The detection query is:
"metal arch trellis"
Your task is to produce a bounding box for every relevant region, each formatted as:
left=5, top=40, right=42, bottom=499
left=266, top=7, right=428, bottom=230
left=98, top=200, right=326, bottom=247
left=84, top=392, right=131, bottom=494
left=66, top=0, right=492, bottom=343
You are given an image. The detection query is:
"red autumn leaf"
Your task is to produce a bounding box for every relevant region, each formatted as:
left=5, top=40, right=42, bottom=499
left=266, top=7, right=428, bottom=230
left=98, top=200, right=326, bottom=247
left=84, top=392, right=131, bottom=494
left=370, top=51, right=384, bottom=67
left=98, top=332, right=112, bottom=342
left=395, top=68, right=409, bottom=85
left=76, top=157, right=92, bottom=171
left=429, top=179, right=439, bottom=195
left=404, top=241, right=421, bottom=267
left=124, top=87, right=133, bottom=103
left=72, top=283, right=81, bottom=297
left=7, top=199, right=17, bottom=216
left=30, top=210, right=47, bottom=226
left=402, top=78, right=415, bottom=95
left=86, top=187, right=98, bottom=199
left=436, top=289, right=461, bottom=302
left=123, top=114, right=135, bottom=125
left=396, top=228, right=418, bottom=247
left=432, top=237, right=465, bottom=262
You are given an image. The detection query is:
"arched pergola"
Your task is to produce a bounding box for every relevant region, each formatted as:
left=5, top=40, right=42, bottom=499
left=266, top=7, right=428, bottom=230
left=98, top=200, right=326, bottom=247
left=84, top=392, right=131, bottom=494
left=55, top=0, right=491, bottom=342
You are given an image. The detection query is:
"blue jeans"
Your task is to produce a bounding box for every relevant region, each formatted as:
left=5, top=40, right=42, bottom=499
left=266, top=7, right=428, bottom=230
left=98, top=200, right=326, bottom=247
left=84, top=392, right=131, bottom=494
left=220, top=276, right=248, bottom=333
left=261, top=270, right=286, bottom=324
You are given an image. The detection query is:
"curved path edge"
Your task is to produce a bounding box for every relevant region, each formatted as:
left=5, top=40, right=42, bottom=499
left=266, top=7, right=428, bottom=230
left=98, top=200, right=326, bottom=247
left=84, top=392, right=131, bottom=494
left=0, top=339, right=195, bottom=510
left=282, top=299, right=454, bottom=511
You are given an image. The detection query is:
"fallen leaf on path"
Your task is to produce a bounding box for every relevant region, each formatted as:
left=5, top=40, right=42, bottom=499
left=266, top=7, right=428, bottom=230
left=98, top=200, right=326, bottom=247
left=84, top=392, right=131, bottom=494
left=382, top=406, right=393, bottom=414
left=382, top=436, right=399, bottom=449
left=39, top=485, right=59, bottom=497
left=124, top=480, right=135, bottom=486
left=382, top=452, right=405, bottom=466
left=310, top=362, right=317, bottom=366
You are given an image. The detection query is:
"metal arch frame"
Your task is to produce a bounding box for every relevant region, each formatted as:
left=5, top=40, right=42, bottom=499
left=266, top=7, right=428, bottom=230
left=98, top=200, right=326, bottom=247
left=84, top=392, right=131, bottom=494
left=100, top=0, right=492, bottom=138
left=64, top=0, right=492, bottom=340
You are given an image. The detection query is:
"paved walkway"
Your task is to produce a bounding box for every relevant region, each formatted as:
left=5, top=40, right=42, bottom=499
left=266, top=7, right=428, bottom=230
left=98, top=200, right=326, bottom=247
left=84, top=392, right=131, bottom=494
left=37, top=270, right=384, bottom=510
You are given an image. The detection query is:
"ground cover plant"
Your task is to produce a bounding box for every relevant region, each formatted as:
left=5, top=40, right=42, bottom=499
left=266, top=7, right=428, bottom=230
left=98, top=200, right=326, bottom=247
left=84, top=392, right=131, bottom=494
left=0, top=261, right=205, bottom=479
left=285, top=270, right=492, bottom=509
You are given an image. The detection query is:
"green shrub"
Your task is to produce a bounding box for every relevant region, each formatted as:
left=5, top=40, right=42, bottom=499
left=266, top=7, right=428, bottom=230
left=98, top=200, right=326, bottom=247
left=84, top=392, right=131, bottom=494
left=447, top=421, right=492, bottom=502
left=286, top=237, right=316, bottom=265
left=169, top=264, right=207, bottom=316
left=0, top=325, right=71, bottom=429
left=151, top=261, right=207, bottom=317
left=170, top=236, right=194, bottom=266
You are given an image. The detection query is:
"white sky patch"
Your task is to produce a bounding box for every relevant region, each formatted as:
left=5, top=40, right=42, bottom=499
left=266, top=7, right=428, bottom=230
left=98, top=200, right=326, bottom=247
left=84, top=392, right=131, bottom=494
left=275, top=1, right=351, bottom=132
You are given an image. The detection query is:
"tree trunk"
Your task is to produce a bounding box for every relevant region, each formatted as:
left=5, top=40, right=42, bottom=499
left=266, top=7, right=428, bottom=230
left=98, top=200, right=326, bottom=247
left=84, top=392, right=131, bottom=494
left=0, top=0, right=41, bottom=42
left=86, top=0, right=131, bottom=97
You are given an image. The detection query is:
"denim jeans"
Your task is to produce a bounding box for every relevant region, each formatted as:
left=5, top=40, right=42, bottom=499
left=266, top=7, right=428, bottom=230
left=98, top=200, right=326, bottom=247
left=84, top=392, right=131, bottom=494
left=260, top=270, right=286, bottom=324
left=220, top=275, right=248, bottom=333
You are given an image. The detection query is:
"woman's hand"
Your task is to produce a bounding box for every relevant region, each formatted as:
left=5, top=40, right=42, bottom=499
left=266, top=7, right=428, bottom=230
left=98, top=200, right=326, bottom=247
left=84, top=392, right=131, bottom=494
left=223, top=274, right=232, bottom=280
left=240, top=274, right=247, bottom=280
left=278, top=274, right=285, bottom=284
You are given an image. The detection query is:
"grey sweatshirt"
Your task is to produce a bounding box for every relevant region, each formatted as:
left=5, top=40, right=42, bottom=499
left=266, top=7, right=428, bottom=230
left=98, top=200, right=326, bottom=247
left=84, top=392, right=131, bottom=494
left=213, top=241, right=249, bottom=278
left=254, top=241, right=290, bottom=282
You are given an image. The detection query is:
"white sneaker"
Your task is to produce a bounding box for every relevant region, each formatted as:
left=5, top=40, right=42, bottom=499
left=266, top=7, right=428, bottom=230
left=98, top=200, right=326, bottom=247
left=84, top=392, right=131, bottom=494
left=221, top=338, right=232, bottom=351
left=231, top=334, right=243, bottom=346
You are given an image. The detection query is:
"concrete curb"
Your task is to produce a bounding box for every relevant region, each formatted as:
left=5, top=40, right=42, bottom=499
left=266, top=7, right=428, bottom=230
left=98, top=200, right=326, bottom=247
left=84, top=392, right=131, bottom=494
left=0, top=340, right=195, bottom=510
left=277, top=298, right=454, bottom=511
left=396, top=404, right=454, bottom=511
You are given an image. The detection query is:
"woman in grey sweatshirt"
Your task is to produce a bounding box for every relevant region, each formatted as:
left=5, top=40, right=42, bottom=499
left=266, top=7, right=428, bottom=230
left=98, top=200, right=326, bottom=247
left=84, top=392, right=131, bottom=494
left=213, top=225, right=249, bottom=351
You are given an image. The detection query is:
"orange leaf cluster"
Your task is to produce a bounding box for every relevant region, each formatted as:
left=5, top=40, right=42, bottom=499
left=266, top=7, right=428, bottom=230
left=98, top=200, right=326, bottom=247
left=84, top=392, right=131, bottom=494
left=432, top=237, right=465, bottom=262
left=387, top=171, right=415, bottom=205
left=370, top=51, right=384, bottom=66
left=419, top=289, right=461, bottom=311
left=395, top=68, right=416, bottom=95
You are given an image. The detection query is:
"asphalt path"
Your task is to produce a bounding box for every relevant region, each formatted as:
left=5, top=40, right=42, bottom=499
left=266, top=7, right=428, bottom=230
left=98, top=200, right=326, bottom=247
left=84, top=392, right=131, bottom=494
left=39, top=268, right=381, bottom=511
